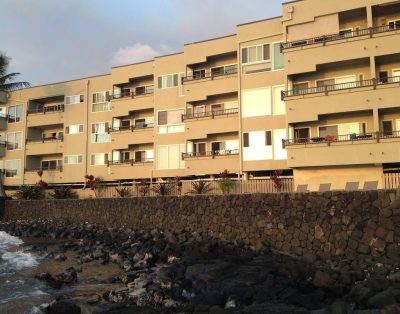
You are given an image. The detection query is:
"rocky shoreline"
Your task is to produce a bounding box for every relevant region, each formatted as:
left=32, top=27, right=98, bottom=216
left=1, top=219, right=400, bottom=313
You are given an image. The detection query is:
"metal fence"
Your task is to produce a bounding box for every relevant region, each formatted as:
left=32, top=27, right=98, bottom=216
left=384, top=173, right=400, bottom=190
left=80, top=178, right=294, bottom=199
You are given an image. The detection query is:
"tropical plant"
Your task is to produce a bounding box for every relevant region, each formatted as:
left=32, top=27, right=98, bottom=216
left=271, top=170, right=283, bottom=192
left=15, top=185, right=44, bottom=200
left=51, top=186, right=78, bottom=199
left=187, top=180, right=213, bottom=195
left=83, top=175, right=104, bottom=198
left=152, top=180, right=175, bottom=196
left=0, top=53, right=30, bottom=91
left=116, top=186, right=132, bottom=198
left=175, top=177, right=182, bottom=195
left=136, top=179, right=150, bottom=197
left=218, top=169, right=235, bottom=194
left=37, top=170, right=48, bottom=190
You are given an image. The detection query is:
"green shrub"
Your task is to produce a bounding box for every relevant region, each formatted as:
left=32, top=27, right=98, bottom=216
left=15, top=185, right=45, bottom=200
left=217, top=170, right=235, bottom=194
left=51, top=186, right=78, bottom=199
left=188, top=180, right=213, bottom=195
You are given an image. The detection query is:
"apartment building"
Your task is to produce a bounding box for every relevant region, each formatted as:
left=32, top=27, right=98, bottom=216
left=1, top=0, right=400, bottom=191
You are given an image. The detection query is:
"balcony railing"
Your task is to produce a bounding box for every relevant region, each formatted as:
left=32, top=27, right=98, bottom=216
left=108, top=123, right=154, bottom=133
left=25, top=166, right=63, bottom=172
left=182, top=66, right=238, bottom=83
left=108, top=158, right=154, bottom=166
left=283, top=76, right=400, bottom=99
left=27, top=104, right=65, bottom=114
left=283, top=131, right=400, bottom=147
left=182, top=149, right=239, bottom=159
left=282, top=24, right=400, bottom=50
left=26, top=136, right=64, bottom=143
left=110, top=88, right=154, bottom=100
left=182, top=108, right=239, bottom=121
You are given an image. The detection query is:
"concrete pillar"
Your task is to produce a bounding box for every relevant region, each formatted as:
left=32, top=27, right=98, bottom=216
left=370, top=56, right=376, bottom=79
left=366, top=5, right=373, bottom=28
left=242, top=172, right=249, bottom=181
left=373, top=108, right=380, bottom=132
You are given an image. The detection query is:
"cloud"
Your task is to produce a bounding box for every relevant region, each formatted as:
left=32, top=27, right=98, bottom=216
left=109, top=43, right=161, bottom=66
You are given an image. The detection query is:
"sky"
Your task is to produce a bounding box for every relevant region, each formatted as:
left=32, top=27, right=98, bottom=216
left=1, top=0, right=284, bottom=86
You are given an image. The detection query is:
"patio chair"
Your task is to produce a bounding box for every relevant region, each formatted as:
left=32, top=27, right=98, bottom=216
left=362, top=181, right=378, bottom=191
left=296, top=184, right=308, bottom=193
left=318, top=183, right=331, bottom=192
left=345, top=182, right=359, bottom=191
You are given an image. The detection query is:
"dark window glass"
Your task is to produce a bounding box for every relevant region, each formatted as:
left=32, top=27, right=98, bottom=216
left=266, top=131, right=272, bottom=146
left=158, top=111, right=168, bottom=125
left=243, top=133, right=249, bottom=147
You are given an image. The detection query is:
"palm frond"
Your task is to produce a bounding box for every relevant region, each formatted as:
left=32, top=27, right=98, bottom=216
left=0, top=54, right=10, bottom=77
left=0, top=72, right=21, bottom=84
left=0, top=81, right=31, bottom=92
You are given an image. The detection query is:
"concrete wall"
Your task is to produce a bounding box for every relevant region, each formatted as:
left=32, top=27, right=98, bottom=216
left=4, top=191, right=400, bottom=261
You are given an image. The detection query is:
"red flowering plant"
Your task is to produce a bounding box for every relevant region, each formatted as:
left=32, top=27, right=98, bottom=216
left=136, top=179, right=150, bottom=197
left=218, top=169, right=235, bottom=194
left=325, top=135, right=336, bottom=142
left=84, top=174, right=104, bottom=198
left=36, top=170, right=48, bottom=190
left=271, top=170, right=283, bottom=192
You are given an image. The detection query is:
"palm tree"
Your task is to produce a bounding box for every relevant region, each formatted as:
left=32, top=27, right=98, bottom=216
left=0, top=53, right=30, bottom=91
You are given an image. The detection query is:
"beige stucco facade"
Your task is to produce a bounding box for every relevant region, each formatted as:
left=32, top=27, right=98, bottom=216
left=1, top=0, right=400, bottom=191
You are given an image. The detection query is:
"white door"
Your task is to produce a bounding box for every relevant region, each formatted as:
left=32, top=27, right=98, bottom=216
left=396, top=120, right=400, bottom=137
left=338, top=123, right=360, bottom=140
left=112, top=151, right=121, bottom=163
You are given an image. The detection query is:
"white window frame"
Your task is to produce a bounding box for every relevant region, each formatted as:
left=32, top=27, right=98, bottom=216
left=5, top=159, right=21, bottom=178
left=158, top=73, right=179, bottom=90
left=210, top=63, right=238, bottom=75
left=156, top=144, right=185, bottom=170
left=65, top=95, right=84, bottom=105
left=157, top=108, right=185, bottom=134
left=90, top=153, right=109, bottom=166
left=392, top=68, right=400, bottom=82
left=92, top=91, right=110, bottom=112
left=66, top=124, right=84, bottom=135
left=64, top=155, right=83, bottom=165
left=8, top=104, right=23, bottom=123
left=6, top=131, right=23, bottom=150
left=41, top=159, right=62, bottom=170
left=241, top=44, right=271, bottom=65
left=271, top=41, right=284, bottom=72
left=388, top=19, right=400, bottom=30
left=91, top=122, right=110, bottom=143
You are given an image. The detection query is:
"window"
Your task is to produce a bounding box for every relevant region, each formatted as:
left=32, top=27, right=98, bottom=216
left=8, top=105, right=23, bottom=123
left=41, top=160, right=62, bottom=170
left=378, top=72, right=388, bottom=84
left=193, top=69, right=206, bottom=79
left=6, top=132, right=22, bottom=150
left=91, top=122, right=110, bottom=143
left=157, top=74, right=179, bottom=89
left=194, top=143, right=206, bottom=155
left=393, top=70, right=400, bottom=83
left=339, top=28, right=353, bottom=39
left=157, top=109, right=185, bottom=134
left=91, top=153, right=108, bottom=166
left=242, top=88, right=271, bottom=117
left=92, top=91, right=110, bottom=112
left=120, top=119, right=131, bottom=129
left=273, top=43, right=284, bottom=70
left=64, top=155, right=83, bottom=164
left=65, top=95, right=84, bottom=105
left=382, top=120, right=393, bottom=136
left=388, top=20, right=400, bottom=30
left=134, top=151, right=147, bottom=162
left=243, top=131, right=273, bottom=161
left=5, top=160, right=20, bottom=178
left=319, top=125, right=339, bottom=137
left=211, top=64, right=237, bottom=76
left=293, top=82, right=309, bottom=95
left=242, top=44, right=270, bottom=64
left=211, top=104, right=224, bottom=113
left=156, top=144, right=185, bottom=170
left=135, top=85, right=154, bottom=95
left=43, top=131, right=63, bottom=140
left=65, top=124, right=84, bottom=134
left=294, top=128, right=310, bottom=140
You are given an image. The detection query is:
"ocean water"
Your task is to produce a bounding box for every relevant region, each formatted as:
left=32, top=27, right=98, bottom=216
left=0, top=231, right=50, bottom=314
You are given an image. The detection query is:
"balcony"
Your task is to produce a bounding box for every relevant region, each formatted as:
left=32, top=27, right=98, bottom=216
left=183, top=67, right=238, bottom=102
left=109, top=125, right=154, bottom=149
left=24, top=167, right=63, bottom=184
left=283, top=77, right=400, bottom=123
left=182, top=150, right=240, bottom=175
left=282, top=25, right=400, bottom=75
left=27, top=104, right=64, bottom=127
left=108, top=159, right=154, bottom=180
left=0, top=114, right=7, bottom=130
left=184, top=109, right=239, bottom=139
left=110, top=89, right=154, bottom=116
left=25, top=136, right=63, bottom=155
left=284, top=131, right=400, bottom=168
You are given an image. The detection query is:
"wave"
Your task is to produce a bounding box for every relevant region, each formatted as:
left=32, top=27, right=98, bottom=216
left=0, top=231, right=23, bottom=251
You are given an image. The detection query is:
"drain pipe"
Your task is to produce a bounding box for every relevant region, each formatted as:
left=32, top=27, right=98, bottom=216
left=85, top=80, right=90, bottom=177
left=236, top=40, right=244, bottom=181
